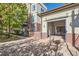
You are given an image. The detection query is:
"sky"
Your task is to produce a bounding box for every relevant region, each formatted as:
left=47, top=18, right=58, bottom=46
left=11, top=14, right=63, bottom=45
left=44, top=3, right=64, bottom=11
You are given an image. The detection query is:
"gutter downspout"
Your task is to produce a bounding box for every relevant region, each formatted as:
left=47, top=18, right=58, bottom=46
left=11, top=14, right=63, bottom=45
left=41, top=14, right=42, bottom=39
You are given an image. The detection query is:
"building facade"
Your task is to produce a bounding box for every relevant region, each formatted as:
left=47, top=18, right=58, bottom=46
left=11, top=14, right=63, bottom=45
left=27, top=3, right=47, bottom=39
left=38, top=3, right=79, bottom=48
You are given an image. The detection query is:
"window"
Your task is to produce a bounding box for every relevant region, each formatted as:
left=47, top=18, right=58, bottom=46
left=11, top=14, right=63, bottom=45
left=41, top=8, right=44, bottom=12
left=32, top=4, right=35, bottom=11
left=32, top=24, right=35, bottom=32
left=31, top=15, right=34, bottom=23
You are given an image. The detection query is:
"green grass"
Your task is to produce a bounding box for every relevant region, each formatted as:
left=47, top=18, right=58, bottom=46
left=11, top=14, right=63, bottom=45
left=0, top=34, right=25, bottom=42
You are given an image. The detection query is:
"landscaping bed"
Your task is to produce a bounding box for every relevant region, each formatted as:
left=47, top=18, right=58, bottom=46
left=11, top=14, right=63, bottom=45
left=0, top=38, right=79, bottom=56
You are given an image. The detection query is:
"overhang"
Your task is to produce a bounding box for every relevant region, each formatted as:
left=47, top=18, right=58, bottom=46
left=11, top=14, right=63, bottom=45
left=46, top=16, right=67, bottom=22
left=38, top=3, right=79, bottom=17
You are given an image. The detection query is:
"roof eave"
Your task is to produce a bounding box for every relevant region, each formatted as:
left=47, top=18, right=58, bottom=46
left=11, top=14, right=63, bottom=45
left=38, top=3, right=79, bottom=17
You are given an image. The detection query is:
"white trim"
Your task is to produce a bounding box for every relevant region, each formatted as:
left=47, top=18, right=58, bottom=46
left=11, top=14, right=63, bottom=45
left=46, top=16, right=67, bottom=22
left=39, top=3, right=47, bottom=10
left=47, top=18, right=66, bottom=22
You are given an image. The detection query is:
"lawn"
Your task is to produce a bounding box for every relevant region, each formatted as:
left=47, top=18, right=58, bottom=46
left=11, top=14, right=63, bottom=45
left=0, top=34, right=26, bottom=42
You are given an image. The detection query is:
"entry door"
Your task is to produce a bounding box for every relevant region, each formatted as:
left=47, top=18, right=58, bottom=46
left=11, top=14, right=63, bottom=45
left=56, top=26, right=65, bottom=35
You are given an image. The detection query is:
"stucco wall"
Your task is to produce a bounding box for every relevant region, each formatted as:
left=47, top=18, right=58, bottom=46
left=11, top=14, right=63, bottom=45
left=42, top=6, right=79, bottom=34
left=41, top=5, right=79, bottom=47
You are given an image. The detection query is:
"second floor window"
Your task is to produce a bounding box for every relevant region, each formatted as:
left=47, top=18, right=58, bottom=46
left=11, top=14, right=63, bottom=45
left=32, top=4, right=35, bottom=11
left=41, top=8, right=44, bottom=13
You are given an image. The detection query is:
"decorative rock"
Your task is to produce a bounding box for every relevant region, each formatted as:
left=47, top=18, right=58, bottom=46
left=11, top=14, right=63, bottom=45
left=0, top=38, right=79, bottom=56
